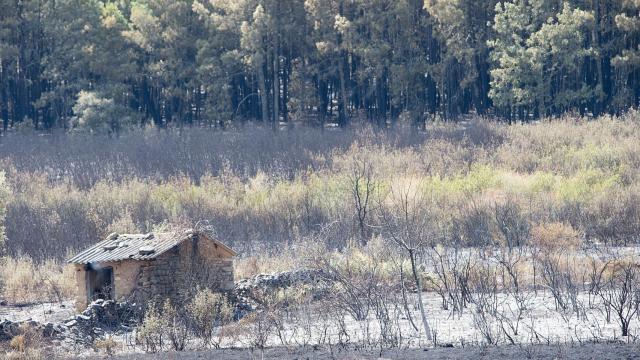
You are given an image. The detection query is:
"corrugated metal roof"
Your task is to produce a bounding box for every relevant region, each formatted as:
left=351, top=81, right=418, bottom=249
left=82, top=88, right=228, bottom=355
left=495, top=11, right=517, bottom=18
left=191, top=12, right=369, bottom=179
left=67, top=230, right=235, bottom=264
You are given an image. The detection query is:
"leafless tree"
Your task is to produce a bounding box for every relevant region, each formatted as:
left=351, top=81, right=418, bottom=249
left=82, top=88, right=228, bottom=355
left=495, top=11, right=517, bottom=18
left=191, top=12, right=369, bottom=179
left=312, top=253, right=376, bottom=321
left=389, top=253, right=420, bottom=333
left=491, top=246, right=536, bottom=344
left=536, top=252, right=581, bottom=315
left=348, top=156, right=376, bottom=244
left=425, top=245, right=474, bottom=315
left=592, top=259, right=640, bottom=337
left=377, top=179, right=435, bottom=341
left=493, top=197, right=530, bottom=249
left=469, top=263, right=500, bottom=345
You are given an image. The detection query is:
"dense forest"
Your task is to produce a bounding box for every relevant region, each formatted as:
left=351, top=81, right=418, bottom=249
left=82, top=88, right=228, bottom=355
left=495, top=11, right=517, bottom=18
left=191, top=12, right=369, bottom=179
left=0, top=0, right=640, bottom=132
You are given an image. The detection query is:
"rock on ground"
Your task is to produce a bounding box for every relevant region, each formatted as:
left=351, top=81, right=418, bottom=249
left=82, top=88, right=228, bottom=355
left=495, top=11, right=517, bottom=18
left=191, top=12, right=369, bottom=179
left=232, top=268, right=331, bottom=316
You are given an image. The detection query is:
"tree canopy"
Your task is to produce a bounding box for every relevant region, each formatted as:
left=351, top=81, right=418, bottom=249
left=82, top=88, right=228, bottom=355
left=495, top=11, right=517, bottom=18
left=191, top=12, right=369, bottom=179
left=1, top=0, right=639, bottom=132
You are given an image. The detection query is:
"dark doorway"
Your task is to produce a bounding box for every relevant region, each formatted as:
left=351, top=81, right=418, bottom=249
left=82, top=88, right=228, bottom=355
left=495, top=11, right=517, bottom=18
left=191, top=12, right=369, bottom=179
left=86, top=266, right=114, bottom=301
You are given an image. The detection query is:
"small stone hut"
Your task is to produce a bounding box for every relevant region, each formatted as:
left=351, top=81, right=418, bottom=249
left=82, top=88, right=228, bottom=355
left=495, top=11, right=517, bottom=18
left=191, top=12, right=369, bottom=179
left=67, top=229, right=236, bottom=311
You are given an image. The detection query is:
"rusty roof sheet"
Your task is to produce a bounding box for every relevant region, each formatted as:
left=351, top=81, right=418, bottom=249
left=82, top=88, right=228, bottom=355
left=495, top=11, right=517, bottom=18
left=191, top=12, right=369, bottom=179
left=67, top=230, right=235, bottom=264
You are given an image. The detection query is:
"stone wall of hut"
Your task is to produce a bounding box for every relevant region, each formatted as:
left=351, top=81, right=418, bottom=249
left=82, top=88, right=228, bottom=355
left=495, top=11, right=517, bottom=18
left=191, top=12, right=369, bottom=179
left=74, top=235, right=234, bottom=311
left=73, top=260, right=144, bottom=312
left=73, top=265, right=87, bottom=311
left=136, top=237, right=234, bottom=304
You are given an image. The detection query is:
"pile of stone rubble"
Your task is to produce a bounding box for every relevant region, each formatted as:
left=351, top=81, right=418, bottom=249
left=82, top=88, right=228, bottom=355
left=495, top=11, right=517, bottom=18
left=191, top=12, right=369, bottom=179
left=0, top=318, right=66, bottom=341
left=62, top=299, right=140, bottom=344
left=0, top=299, right=140, bottom=345
left=232, top=268, right=332, bottom=316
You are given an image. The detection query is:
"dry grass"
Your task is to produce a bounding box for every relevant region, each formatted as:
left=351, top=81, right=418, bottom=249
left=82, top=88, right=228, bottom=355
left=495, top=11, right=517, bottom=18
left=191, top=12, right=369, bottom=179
left=94, top=336, right=119, bottom=356
left=233, top=238, right=321, bottom=280
left=0, top=256, right=75, bottom=304
left=530, top=222, right=581, bottom=251
left=2, top=349, right=45, bottom=360
left=1, top=323, right=48, bottom=360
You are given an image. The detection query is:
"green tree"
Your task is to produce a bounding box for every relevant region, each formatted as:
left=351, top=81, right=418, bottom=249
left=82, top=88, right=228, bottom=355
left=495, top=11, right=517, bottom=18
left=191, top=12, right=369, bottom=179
left=425, top=0, right=498, bottom=116
left=25, top=0, right=136, bottom=131
left=193, top=0, right=245, bottom=126
left=613, top=0, right=640, bottom=108
left=3, top=0, right=640, bottom=130
left=614, top=0, right=640, bottom=65
left=37, top=0, right=104, bottom=128
left=386, top=0, right=436, bottom=123
left=0, top=0, right=50, bottom=129
left=240, top=3, right=272, bottom=125
left=125, top=0, right=204, bottom=126
left=71, top=90, right=137, bottom=133
left=489, top=0, right=593, bottom=119
left=305, top=0, right=354, bottom=125
left=528, top=3, right=595, bottom=116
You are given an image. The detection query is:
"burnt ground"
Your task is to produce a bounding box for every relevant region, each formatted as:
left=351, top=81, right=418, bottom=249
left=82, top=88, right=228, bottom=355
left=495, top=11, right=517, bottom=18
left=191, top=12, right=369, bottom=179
left=0, top=300, right=75, bottom=323
left=79, top=342, right=640, bottom=360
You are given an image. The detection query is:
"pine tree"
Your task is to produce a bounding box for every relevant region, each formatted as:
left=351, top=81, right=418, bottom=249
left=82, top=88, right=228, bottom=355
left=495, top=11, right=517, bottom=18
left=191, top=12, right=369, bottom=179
left=613, top=0, right=640, bottom=108
left=424, top=0, right=498, bottom=116
left=125, top=0, right=203, bottom=126
left=489, top=0, right=593, bottom=119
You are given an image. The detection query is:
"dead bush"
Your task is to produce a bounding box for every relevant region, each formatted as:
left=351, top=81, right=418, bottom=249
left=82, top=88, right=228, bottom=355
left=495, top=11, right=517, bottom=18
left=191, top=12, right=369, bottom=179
left=3, top=349, right=45, bottom=360
left=531, top=223, right=583, bottom=314
left=9, top=335, right=26, bottom=353
left=248, top=284, right=316, bottom=346
left=162, top=300, right=189, bottom=351
left=591, top=258, right=640, bottom=337
left=452, top=203, right=496, bottom=247
left=493, top=197, right=530, bottom=248
left=469, top=263, right=500, bottom=345
left=585, top=188, right=640, bottom=245
left=530, top=222, right=581, bottom=251
left=238, top=311, right=276, bottom=351
left=425, top=245, right=475, bottom=315
left=94, top=336, right=118, bottom=356
left=4, top=324, right=47, bottom=360
left=234, top=249, right=300, bottom=281
left=0, top=170, right=9, bottom=251
left=136, top=303, right=167, bottom=353
left=312, top=245, right=385, bottom=321
left=188, top=288, right=233, bottom=347
left=368, top=279, right=406, bottom=348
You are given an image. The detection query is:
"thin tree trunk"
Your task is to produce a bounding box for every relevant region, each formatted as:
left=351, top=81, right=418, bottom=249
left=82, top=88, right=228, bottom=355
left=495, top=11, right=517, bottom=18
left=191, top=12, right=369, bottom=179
left=400, top=264, right=420, bottom=332
left=272, top=43, right=279, bottom=129
left=338, top=53, right=349, bottom=127
left=593, top=0, right=604, bottom=115
left=1, top=73, right=8, bottom=132
left=282, top=49, right=289, bottom=123
left=258, top=64, right=269, bottom=125
left=409, top=248, right=432, bottom=341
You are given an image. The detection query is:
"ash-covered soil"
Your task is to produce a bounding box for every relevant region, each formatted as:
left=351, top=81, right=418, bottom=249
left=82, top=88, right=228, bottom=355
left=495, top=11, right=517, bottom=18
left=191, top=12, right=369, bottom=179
left=0, top=300, right=75, bottom=323
left=83, top=342, right=640, bottom=360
